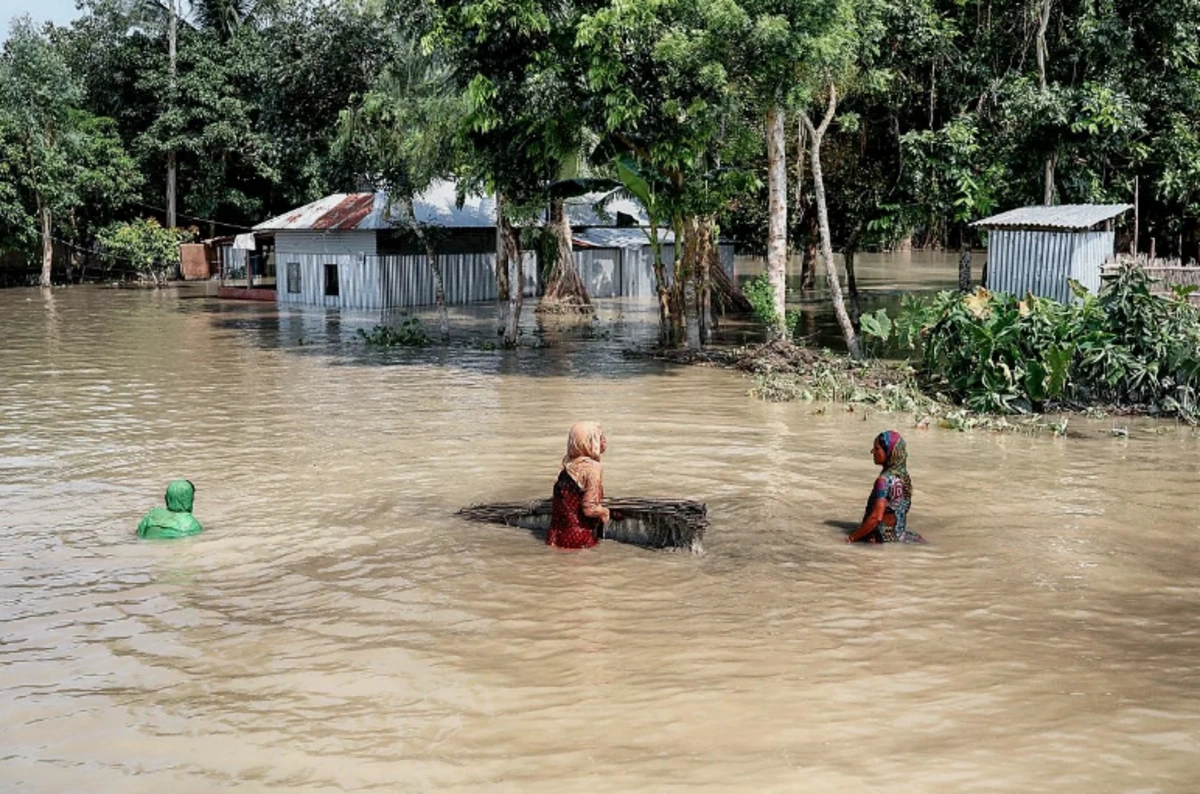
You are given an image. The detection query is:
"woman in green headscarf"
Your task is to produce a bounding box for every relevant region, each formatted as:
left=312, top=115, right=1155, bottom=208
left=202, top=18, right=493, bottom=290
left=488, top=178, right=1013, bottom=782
left=137, top=480, right=204, bottom=539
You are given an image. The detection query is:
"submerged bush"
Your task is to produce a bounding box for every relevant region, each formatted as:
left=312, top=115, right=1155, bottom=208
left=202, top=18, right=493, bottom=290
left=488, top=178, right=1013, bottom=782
left=356, top=318, right=431, bottom=347
left=744, top=274, right=802, bottom=337
left=868, top=265, right=1200, bottom=421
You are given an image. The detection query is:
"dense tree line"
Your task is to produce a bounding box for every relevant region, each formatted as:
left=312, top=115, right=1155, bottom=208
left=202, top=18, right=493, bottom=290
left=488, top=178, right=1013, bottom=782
left=1, top=0, right=1197, bottom=348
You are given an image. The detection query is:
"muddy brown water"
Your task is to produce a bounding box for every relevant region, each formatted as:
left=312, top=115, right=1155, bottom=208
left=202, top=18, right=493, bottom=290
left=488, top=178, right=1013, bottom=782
left=3, top=270, right=1200, bottom=792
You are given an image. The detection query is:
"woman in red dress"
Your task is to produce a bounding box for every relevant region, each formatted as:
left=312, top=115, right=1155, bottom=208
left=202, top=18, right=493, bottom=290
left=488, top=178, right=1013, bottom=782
left=548, top=421, right=610, bottom=549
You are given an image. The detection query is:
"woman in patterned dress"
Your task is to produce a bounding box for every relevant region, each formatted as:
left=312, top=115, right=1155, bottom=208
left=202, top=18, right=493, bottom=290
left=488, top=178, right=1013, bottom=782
left=846, top=430, right=924, bottom=543
left=548, top=421, right=610, bottom=549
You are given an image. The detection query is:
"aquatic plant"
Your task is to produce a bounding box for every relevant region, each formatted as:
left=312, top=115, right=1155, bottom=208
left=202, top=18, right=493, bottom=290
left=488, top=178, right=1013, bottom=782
left=356, top=318, right=431, bottom=347
left=864, top=265, right=1200, bottom=423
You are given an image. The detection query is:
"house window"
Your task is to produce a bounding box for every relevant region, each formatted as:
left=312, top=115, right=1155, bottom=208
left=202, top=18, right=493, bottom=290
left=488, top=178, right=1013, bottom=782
left=286, top=262, right=301, bottom=294
left=324, top=263, right=339, bottom=297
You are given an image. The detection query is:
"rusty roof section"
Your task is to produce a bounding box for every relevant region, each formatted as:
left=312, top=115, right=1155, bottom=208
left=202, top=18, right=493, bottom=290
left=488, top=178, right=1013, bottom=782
left=312, top=193, right=377, bottom=230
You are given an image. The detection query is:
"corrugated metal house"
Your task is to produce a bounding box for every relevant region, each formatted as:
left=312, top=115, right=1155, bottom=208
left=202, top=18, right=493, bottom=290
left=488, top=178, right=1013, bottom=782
left=572, top=228, right=736, bottom=299
left=254, top=180, right=733, bottom=310
left=972, top=204, right=1131, bottom=302
left=256, top=182, right=537, bottom=311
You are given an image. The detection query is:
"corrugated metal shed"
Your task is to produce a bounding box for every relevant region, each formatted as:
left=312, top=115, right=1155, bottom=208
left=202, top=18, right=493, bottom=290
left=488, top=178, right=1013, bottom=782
left=972, top=204, right=1131, bottom=231
left=986, top=230, right=1113, bottom=303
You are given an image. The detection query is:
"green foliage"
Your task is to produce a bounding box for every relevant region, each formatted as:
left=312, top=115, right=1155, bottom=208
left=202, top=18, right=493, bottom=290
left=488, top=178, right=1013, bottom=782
left=858, top=308, right=891, bottom=341
left=96, top=218, right=194, bottom=282
left=744, top=274, right=776, bottom=326
left=356, top=318, right=431, bottom=347
left=867, top=266, right=1200, bottom=420
left=744, top=274, right=803, bottom=336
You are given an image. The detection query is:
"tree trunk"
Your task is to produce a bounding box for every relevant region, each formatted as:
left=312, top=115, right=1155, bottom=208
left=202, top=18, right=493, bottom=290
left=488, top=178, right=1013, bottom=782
left=668, top=217, right=687, bottom=347
left=167, top=0, right=178, bottom=230
left=802, top=82, right=861, bottom=359
left=1036, top=0, right=1051, bottom=91
left=648, top=227, right=671, bottom=347
left=1036, top=0, right=1054, bottom=207
left=495, top=196, right=510, bottom=336
left=801, top=208, right=818, bottom=290
left=424, top=234, right=450, bottom=342
left=539, top=198, right=592, bottom=313
left=501, top=216, right=523, bottom=347
left=406, top=202, right=449, bottom=342
left=1132, top=175, right=1139, bottom=255
left=958, top=244, right=973, bottom=292
left=698, top=216, right=716, bottom=345
left=796, top=119, right=816, bottom=291
left=1043, top=151, right=1056, bottom=206
left=844, top=241, right=861, bottom=330
left=681, top=216, right=701, bottom=349
left=765, top=104, right=788, bottom=337
left=39, top=196, right=53, bottom=288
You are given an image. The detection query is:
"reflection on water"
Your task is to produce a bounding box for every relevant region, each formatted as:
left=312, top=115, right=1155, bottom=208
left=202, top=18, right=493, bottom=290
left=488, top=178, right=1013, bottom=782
left=2, top=279, right=1200, bottom=793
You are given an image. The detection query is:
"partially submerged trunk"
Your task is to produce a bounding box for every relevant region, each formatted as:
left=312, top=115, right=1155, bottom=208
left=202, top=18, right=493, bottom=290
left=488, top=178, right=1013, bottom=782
left=668, top=217, right=687, bottom=348
left=844, top=240, right=861, bottom=330
left=765, top=103, right=788, bottom=337
left=538, top=198, right=592, bottom=314
left=796, top=118, right=816, bottom=291
left=957, top=244, right=973, bottom=293
left=408, top=205, right=450, bottom=342
left=38, top=196, right=52, bottom=288
left=802, top=81, right=862, bottom=360
left=648, top=228, right=671, bottom=347
left=495, top=196, right=511, bottom=337
left=696, top=216, right=716, bottom=345
left=800, top=207, right=818, bottom=290
left=424, top=234, right=450, bottom=342
left=681, top=216, right=702, bottom=349
left=500, top=214, right=523, bottom=348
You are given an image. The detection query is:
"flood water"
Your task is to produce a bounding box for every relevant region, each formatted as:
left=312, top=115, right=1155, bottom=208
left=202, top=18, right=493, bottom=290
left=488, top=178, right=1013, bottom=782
left=4, top=268, right=1200, bottom=792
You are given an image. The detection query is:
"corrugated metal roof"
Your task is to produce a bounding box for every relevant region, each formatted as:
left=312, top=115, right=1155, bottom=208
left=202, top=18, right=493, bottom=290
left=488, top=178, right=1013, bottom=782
left=573, top=227, right=674, bottom=251
left=565, top=190, right=650, bottom=227
left=257, top=180, right=653, bottom=233
left=254, top=180, right=497, bottom=231
left=972, top=204, right=1132, bottom=230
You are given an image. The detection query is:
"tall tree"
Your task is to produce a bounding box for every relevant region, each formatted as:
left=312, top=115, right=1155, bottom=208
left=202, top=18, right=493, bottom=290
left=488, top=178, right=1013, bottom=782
left=0, top=17, right=84, bottom=286
left=339, top=34, right=467, bottom=340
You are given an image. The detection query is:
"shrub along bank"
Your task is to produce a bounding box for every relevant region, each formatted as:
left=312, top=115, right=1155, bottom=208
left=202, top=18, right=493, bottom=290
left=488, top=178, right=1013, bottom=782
left=863, top=264, right=1200, bottom=423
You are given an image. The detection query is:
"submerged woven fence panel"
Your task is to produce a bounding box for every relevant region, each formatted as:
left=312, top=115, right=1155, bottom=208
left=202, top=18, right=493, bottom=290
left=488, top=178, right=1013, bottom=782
left=458, top=497, right=708, bottom=554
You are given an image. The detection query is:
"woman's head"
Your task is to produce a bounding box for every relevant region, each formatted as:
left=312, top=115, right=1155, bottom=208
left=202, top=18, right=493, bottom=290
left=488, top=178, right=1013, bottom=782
left=566, top=421, right=606, bottom=462
left=164, top=479, right=195, bottom=513
left=873, top=430, right=906, bottom=469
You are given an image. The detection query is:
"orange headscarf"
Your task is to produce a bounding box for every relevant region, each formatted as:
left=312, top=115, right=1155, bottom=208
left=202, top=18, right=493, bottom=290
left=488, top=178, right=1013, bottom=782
left=562, top=420, right=604, bottom=484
